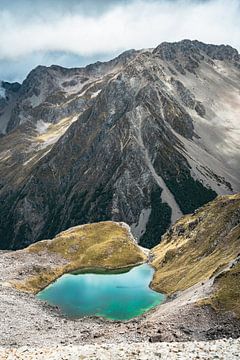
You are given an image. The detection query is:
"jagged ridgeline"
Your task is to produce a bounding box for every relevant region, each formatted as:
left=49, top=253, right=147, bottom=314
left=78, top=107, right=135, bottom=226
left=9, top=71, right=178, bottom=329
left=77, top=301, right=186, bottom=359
left=0, top=40, right=239, bottom=249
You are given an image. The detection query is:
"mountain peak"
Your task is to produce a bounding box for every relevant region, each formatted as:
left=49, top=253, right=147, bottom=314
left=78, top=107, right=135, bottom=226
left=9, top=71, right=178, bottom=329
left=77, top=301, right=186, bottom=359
left=153, top=39, right=239, bottom=62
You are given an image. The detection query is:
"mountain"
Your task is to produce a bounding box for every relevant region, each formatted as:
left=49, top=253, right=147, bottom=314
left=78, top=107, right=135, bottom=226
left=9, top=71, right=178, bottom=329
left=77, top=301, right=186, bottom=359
left=0, top=40, right=239, bottom=249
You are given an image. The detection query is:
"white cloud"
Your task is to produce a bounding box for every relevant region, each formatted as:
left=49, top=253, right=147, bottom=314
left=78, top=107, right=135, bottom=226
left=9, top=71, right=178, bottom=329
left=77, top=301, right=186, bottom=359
left=0, top=0, right=239, bottom=62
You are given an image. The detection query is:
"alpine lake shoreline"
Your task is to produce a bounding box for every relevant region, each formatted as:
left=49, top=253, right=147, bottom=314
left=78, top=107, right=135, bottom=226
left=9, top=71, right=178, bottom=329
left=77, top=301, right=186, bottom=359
left=1, top=252, right=240, bottom=358
left=36, top=262, right=166, bottom=321
left=1, top=211, right=240, bottom=358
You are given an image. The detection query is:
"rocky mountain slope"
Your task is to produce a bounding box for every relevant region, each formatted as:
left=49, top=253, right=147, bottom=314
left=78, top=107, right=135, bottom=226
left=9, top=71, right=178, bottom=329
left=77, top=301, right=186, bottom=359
left=0, top=40, right=239, bottom=249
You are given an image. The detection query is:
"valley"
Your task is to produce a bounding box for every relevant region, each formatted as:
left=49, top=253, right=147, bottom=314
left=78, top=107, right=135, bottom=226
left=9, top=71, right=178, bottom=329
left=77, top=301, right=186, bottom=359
left=0, top=194, right=239, bottom=350
left=0, top=40, right=240, bottom=359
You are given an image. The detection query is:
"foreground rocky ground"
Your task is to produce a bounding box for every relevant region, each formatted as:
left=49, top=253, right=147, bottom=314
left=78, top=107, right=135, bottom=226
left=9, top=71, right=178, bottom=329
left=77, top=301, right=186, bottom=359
left=1, top=278, right=240, bottom=348
left=1, top=339, right=240, bottom=360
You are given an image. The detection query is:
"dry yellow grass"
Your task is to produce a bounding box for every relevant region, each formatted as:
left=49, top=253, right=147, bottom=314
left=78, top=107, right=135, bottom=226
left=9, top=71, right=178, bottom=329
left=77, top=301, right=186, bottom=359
left=35, top=116, right=76, bottom=144
left=202, top=263, right=240, bottom=317
left=150, top=194, right=240, bottom=312
left=14, top=221, right=146, bottom=293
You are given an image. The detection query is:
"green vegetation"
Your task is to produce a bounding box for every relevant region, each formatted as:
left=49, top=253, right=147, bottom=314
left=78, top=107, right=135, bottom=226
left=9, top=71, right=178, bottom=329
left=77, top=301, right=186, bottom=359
left=150, top=134, right=217, bottom=216
left=150, top=194, right=240, bottom=319
left=208, top=263, right=240, bottom=317
left=13, top=221, right=147, bottom=293
left=166, top=170, right=217, bottom=214
left=140, top=188, right=171, bottom=248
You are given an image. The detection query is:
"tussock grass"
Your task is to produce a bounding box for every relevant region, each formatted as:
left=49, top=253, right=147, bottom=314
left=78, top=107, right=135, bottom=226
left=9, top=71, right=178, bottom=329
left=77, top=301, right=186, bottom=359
left=205, top=263, right=240, bottom=317
left=14, top=221, right=146, bottom=293
left=150, top=194, right=240, bottom=316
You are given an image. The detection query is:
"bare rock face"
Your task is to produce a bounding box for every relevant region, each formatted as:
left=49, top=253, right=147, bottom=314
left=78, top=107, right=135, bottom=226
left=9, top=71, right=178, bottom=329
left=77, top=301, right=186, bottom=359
left=0, top=40, right=239, bottom=249
left=0, top=81, right=21, bottom=134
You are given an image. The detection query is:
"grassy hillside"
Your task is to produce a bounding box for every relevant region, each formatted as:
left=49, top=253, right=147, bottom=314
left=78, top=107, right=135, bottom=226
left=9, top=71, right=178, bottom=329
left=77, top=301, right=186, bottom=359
left=13, top=221, right=147, bottom=293
left=150, top=194, right=240, bottom=315
left=208, top=262, right=240, bottom=317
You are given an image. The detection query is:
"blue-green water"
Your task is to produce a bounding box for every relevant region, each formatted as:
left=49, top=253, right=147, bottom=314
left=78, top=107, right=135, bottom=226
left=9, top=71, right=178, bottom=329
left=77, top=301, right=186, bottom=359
left=37, top=264, right=165, bottom=320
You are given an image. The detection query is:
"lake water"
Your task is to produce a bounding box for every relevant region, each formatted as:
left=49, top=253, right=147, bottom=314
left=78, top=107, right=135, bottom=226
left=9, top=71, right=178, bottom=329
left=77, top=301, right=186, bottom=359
left=37, top=263, right=165, bottom=320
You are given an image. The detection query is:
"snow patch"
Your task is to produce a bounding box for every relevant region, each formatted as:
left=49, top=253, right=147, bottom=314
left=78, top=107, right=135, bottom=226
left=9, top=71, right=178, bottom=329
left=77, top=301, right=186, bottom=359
left=91, top=90, right=102, bottom=99
left=36, top=120, right=51, bottom=134
left=77, top=79, right=104, bottom=98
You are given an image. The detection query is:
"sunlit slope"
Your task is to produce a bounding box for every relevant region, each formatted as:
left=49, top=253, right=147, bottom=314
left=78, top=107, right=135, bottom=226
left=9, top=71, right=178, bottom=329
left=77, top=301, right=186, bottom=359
left=151, top=194, right=240, bottom=315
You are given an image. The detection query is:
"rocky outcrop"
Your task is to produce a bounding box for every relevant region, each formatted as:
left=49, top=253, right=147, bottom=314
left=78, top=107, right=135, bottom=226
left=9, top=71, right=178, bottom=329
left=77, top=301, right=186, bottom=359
left=5, top=50, right=139, bottom=133
left=0, top=40, right=239, bottom=249
left=0, top=81, right=21, bottom=134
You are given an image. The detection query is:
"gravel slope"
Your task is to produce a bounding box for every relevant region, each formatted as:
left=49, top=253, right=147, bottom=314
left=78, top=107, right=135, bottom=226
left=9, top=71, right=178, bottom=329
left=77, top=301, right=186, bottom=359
left=1, top=339, right=240, bottom=360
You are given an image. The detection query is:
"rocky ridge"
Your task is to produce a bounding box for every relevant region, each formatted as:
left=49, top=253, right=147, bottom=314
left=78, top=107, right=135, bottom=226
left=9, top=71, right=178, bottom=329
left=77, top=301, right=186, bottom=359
left=0, top=40, right=240, bottom=249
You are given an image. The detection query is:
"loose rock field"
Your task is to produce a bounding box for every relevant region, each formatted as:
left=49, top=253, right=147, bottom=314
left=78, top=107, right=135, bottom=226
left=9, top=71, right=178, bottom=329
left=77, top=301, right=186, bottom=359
left=1, top=339, right=240, bottom=360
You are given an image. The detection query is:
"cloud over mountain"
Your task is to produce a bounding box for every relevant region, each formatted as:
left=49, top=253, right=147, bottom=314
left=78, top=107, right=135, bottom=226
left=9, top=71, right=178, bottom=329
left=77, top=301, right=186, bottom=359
left=0, top=0, right=239, bottom=81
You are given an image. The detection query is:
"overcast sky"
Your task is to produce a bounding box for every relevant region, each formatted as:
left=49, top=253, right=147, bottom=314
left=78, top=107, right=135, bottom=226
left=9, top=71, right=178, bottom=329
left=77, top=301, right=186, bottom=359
left=0, top=0, right=239, bottom=82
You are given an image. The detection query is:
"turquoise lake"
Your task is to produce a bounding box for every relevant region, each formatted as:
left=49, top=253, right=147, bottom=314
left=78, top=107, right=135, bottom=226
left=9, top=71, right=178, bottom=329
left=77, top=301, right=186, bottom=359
left=37, top=264, right=165, bottom=320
